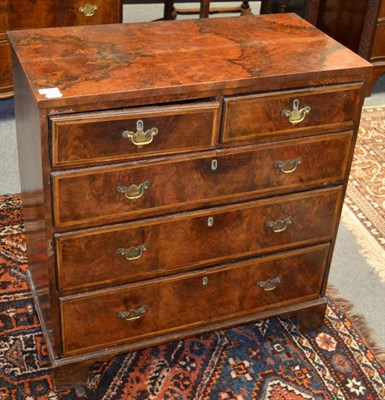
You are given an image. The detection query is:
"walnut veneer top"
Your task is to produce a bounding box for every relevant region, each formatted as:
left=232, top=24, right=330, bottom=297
left=8, top=13, right=371, bottom=108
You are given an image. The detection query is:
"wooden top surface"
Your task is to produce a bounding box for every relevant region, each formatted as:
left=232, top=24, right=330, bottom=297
left=8, top=14, right=371, bottom=109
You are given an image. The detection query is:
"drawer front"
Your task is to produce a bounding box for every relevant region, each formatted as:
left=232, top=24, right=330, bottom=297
left=51, top=102, right=220, bottom=168
left=56, top=188, right=342, bottom=293
left=379, top=1, right=385, bottom=18
left=53, top=132, right=352, bottom=228
left=61, top=244, right=330, bottom=355
left=0, top=38, right=12, bottom=96
left=55, top=0, right=119, bottom=26
left=370, top=24, right=385, bottom=60
left=222, top=84, right=362, bottom=143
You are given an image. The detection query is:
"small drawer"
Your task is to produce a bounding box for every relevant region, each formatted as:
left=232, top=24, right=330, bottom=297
left=222, top=84, right=362, bottom=143
left=51, top=102, right=220, bottom=167
left=55, top=0, right=119, bottom=26
left=0, top=38, right=13, bottom=95
left=56, top=187, right=342, bottom=294
left=52, top=132, right=351, bottom=228
left=60, top=243, right=330, bottom=355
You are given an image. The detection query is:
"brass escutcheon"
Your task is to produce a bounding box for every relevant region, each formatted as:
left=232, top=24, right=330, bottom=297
left=118, top=305, right=149, bottom=321
left=116, top=181, right=150, bottom=200
left=116, top=243, right=148, bottom=261
left=79, top=3, right=98, bottom=17
left=122, top=120, right=158, bottom=148
left=266, top=217, right=292, bottom=233
left=256, top=276, right=281, bottom=291
left=282, top=99, right=311, bottom=125
left=274, top=157, right=302, bottom=174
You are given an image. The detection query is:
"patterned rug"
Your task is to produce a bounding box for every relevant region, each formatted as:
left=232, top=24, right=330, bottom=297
left=343, top=106, right=385, bottom=283
left=1, top=195, right=385, bottom=399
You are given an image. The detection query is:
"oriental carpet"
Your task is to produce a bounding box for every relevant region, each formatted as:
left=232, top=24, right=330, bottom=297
left=343, top=106, right=385, bottom=283
left=1, top=198, right=385, bottom=399
left=1, top=107, right=385, bottom=399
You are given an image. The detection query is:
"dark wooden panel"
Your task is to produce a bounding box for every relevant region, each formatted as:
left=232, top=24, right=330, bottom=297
left=60, top=244, right=330, bottom=355
left=52, top=133, right=351, bottom=229
left=56, top=187, right=342, bottom=294
left=379, top=0, right=385, bottom=17
left=0, top=37, right=12, bottom=97
left=317, top=0, right=368, bottom=53
left=222, top=84, right=361, bottom=143
left=0, top=0, right=9, bottom=32
left=8, top=0, right=56, bottom=29
left=51, top=101, right=220, bottom=167
left=371, top=24, right=385, bottom=59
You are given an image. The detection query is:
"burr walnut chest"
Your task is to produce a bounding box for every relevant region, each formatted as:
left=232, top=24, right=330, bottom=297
left=8, top=14, right=372, bottom=389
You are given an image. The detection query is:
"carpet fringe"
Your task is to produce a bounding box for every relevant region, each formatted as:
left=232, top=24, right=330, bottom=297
left=327, top=285, right=385, bottom=365
left=341, top=205, right=385, bottom=283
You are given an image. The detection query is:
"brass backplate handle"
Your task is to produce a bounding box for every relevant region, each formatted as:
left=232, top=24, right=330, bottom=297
left=274, top=157, right=302, bottom=174
left=79, top=3, right=98, bottom=17
left=122, top=120, right=158, bottom=148
left=118, top=305, right=149, bottom=322
left=116, top=243, right=148, bottom=261
left=256, top=276, right=281, bottom=291
left=266, top=216, right=292, bottom=233
left=282, top=99, right=311, bottom=125
left=116, top=181, right=150, bottom=200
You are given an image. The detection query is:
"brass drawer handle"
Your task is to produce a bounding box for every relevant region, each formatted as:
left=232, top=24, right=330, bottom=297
left=256, top=276, right=281, bottom=291
left=116, top=244, right=148, bottom=261
left=116, top=181, right=150, bottom=200
left=118, top=305, right=149, bottom=321
left=282, top=99, right=311, bottom=125
left=266, top=216, right=292, bottom=233
left=274, top=157, right=302, bottom=174
left=122, top=120, right=158, bottom=148
left=79, top=3, right=98, bottom=17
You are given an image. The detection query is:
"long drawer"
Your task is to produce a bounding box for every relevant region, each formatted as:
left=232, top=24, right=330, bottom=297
left=222, top=83, right=362, bottom=143
left=52, top=132, right=352, bottom=228
left=60, top=243, right=330, bottom=356
left=51, top=101, right=220, bottom=168
left=56, top=187, right=342, bottom=294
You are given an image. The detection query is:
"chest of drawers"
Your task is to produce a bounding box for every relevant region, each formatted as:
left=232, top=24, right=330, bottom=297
left=8, top=14, right=372, bottom=389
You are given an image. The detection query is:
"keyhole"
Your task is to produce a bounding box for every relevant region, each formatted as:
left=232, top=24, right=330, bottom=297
left=202, top=276, right=208, bottom=286
left=211, top=159, right=218, bottom=171
left=207, top=217, right=214, bottom=227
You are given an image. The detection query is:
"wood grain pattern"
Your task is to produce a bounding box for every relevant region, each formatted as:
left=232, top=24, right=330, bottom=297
left=51, top=101, right=220, bottom=167
left=56, top=187, right=342, bottom=294
left=316, top=0, right=369, bottom=53
left=0, top=35, right=12, bottom=97
left=0, top=0, right=122, bottom=96
left=60, top=244, right=330, bottom=355
left=222, top=84, right=362, bottom=142
left=7, top=14, right=371, bottom=109
left=52, top=133, right=351, bottom=229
